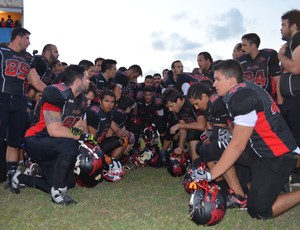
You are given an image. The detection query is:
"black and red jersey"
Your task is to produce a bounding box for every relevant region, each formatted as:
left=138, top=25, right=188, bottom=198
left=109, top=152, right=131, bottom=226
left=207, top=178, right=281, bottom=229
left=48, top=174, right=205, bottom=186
left=92, top=73, right=116, bottom=91
left=86, top=105, right=113, bottom=143
left=280, top=31, right=300, bottom=97
left=34, top=55, right=55, bottom=86
left=111, top=108, right=128, bottom=128
left=223, top=81, right=297, bottom=158
left=135, top=93, right=163, bottom=124
left=238, top=49, right=281, bottom=99
left=114, top=70, right=136, bottom=98
left=0, top=45, right=34, bottom=95
left=177, top=98, right=203, bottom=124
left=25, top=84, right=87, bottom=137
left=205, top=93, right=228, bottom=125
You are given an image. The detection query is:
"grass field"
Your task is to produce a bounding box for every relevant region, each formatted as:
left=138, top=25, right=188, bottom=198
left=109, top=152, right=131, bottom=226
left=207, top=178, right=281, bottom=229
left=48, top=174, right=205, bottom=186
left=0, top=166, right=299, bottom=230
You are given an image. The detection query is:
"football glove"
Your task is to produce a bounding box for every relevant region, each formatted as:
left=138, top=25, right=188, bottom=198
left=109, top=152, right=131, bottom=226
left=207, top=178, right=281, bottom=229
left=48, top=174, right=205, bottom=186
left=218, top=128, right=232, bottom=149
left=71, top=127, right=83, bottom=136
left=191, top=169, right=212, bottom=182
left=79, top=133, right=97, bottom=145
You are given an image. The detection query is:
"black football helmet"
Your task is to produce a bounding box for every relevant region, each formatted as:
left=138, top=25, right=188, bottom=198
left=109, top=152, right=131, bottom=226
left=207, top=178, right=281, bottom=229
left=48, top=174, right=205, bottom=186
left=167, top=152, right=187, bottom=177
left=74, top=141, right=105, bottom=187
left=141, top=123, right=158, bottom=145
left=189, top=182, right=226, bottom=226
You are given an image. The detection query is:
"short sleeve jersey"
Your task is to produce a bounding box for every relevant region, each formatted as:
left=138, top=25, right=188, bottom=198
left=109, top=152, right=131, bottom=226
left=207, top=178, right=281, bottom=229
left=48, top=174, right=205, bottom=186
left=223, top=81, right=297, bottom=157
left=86, top=105, right=113, bottom=143
left=25, top=84, right=87, bottom=137
left=177, top=98, right=203, bottom=124
left=238, top=49, right=281, bottom=99
left=0, top=45, right=33, bottom=95
left=92, top=73, right=116, bottom=91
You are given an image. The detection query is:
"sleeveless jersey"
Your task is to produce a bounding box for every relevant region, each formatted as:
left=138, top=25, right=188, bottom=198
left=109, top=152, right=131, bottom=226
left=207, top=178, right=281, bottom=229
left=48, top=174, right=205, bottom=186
left=223, top=81, right=297, bottom=157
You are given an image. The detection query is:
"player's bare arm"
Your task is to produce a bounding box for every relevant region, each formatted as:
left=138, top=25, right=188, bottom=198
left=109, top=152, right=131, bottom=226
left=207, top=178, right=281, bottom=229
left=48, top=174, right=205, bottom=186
left=44, top=110, right=79, bottom=139
left=279, top=45, right=300, bottom=74
left=27, top=68, right=47, bottom=92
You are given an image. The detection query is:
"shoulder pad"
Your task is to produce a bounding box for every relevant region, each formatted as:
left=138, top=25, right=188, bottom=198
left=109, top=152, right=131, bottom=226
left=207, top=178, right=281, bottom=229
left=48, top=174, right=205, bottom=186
left=229, top=88, right=261, bottom=116
left=42, top=84, right=69, bottom=108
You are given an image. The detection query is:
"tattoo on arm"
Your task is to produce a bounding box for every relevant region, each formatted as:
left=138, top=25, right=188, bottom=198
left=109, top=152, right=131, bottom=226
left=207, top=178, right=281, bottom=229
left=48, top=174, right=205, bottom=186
left=44, top=110, right=62, bottom=126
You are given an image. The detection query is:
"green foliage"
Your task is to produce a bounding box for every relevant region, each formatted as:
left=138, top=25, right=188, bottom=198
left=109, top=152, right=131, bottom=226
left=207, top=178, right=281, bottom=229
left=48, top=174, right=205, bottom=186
left=0, top=167, right=299, bottom=230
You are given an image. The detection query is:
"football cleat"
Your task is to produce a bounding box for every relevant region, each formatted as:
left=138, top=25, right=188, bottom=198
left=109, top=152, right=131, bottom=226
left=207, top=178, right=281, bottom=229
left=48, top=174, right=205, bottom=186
left=226, top=189, right=247, bottom=210
left=6, top=169, right=21, bottom=193
left=51, top=187, right=77, bottom=205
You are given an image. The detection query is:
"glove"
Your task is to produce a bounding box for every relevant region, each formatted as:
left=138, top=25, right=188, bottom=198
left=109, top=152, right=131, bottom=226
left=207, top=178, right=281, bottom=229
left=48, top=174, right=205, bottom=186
left=200, top=132, right=208, bottom=141
left=218, top=128, right=232, bottom=149
left=71, top=127, right=83, bottom=136
left=79, top=133, right=97, bottom=145
left=191, top=169, right=211, bottom=182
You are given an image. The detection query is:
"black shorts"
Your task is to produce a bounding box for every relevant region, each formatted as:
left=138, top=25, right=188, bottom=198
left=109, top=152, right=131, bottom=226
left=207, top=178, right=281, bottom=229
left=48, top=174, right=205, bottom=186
left=99, top=136, right=122, bottom=155
left=0, top=93, right=27, bottom=147
left=186, top=129, right=203, bottom=142
left=247, top=153, right=296, bottom=219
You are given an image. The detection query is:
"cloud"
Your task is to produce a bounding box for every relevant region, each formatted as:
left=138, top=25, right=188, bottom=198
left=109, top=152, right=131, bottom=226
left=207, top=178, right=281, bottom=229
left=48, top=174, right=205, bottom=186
left=208, top=8, right=246, bottom=40
left=150, top=31, right=202, bottom=51
left=171, top=11, right=188, bottom=20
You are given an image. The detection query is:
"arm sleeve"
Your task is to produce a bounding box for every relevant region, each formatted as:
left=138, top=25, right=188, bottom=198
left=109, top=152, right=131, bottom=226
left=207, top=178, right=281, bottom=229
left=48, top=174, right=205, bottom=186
left=234, top=110, right=257, bottom=127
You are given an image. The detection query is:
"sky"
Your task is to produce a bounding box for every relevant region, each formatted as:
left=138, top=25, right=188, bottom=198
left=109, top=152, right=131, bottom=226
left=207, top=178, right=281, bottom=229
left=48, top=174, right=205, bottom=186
left=23, top=0, right=299, bottom=81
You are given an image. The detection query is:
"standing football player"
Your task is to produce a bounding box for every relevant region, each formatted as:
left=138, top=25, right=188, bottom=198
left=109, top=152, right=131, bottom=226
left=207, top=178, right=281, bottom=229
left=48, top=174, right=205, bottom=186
left=0, top=28, right=46, bottom=186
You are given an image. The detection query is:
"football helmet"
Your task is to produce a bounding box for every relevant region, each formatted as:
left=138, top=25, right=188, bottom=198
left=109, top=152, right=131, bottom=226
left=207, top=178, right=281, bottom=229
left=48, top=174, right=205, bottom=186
left=167, top=152, right=187, bottom=177
left=141, top=123, right=158, bottom=145
left=135, top=145, right=160, bottom=167
left=103, top=159, right=126, bottom=182
left=183, top=162, right=208, bottom=194
left=189, top=182, right=226, bottom=226
left=74, top=141, right=105, bottom=187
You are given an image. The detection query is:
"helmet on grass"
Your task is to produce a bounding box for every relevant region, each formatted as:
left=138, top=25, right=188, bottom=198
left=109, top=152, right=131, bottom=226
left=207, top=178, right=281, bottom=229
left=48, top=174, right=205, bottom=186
left=74, top=141, right=105, bottom=187
left=188, top=182, right=226, bottom=226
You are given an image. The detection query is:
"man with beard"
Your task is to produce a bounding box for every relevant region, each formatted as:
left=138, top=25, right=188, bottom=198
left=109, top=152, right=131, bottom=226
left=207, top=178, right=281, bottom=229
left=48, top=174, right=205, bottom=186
left=34, top=44, right=59, bottom=85
left=278, top=9, right=300, bottom=187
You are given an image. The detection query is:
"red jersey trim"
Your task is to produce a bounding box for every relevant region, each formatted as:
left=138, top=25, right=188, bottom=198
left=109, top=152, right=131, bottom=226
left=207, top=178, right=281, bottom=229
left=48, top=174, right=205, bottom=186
left=25, top=103, right=62, bottom=137
left=254, top=112, right=289, bottom=156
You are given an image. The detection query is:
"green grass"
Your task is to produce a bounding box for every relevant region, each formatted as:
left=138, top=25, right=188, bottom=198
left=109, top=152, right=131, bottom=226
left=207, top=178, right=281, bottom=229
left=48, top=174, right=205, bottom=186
left=0, top=167, right=299, bottom=230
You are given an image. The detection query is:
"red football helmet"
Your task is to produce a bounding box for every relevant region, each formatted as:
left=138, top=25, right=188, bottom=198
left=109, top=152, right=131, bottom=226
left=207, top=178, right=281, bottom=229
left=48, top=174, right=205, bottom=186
left=74, top=142, right=105, bottom=187
left=189, top=181, right=226, bottom=226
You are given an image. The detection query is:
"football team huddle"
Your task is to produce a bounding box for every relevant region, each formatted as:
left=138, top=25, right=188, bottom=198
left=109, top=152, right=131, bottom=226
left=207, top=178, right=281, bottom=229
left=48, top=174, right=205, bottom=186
left=1, top=8, right=300, bottom=226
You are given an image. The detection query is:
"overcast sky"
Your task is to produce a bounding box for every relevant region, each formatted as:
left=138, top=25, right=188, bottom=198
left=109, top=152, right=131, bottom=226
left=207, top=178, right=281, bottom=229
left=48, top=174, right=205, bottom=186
left=23, top=0, right=299, bottom=80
